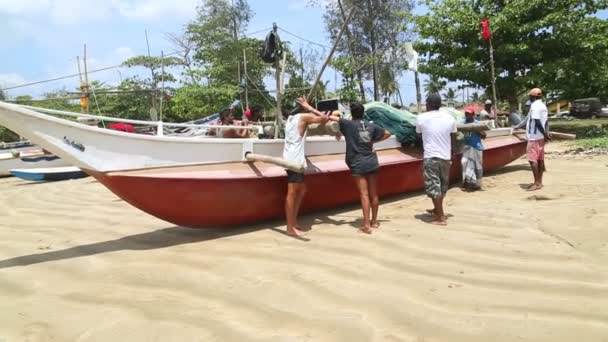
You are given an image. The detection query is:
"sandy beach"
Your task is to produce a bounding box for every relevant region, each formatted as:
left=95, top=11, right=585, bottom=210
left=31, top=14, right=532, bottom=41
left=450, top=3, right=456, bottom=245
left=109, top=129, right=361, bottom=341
left=1, top=143, right=607, bottom=342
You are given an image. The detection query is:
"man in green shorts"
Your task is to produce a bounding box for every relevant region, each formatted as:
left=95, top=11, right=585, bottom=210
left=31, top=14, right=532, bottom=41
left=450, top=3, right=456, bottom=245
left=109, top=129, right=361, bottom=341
left=415, top=94, right=457, bottom=226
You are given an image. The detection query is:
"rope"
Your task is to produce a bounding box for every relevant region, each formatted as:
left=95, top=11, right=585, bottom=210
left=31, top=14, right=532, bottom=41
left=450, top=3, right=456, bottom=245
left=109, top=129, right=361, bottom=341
left=0, top=65, right=122, bottom=91
left=278, top=28, right=331, bottom=49
left=246, top=73, right=277, bottom=110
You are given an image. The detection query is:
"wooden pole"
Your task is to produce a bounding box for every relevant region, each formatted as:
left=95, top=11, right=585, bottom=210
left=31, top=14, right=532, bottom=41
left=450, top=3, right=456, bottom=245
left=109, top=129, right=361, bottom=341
left=415, top=71, right=422, bottom=114
left=76, top=56, right=85, bottom=114
left=243, top=50, right=249, bottom=111
left=489, top=37, right=498, bottom=123
left=83, top=44, right=90, bottom=114
left=365, top=0, right=379, bottom=101
left=160, top=50, right=164, bottom=122
left=307, top=8, right=357, bottom=102
left=273, top=23, right=282, bottom=139
left=245, top=153, right=305, bottom=173
left=145, top=29, right=158, bottom=119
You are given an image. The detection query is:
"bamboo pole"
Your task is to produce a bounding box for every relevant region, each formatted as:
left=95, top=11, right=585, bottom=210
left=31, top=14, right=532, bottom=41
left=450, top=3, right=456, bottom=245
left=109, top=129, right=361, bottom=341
left=83, top=44, right=90, bottom=113
left=245, top=153, right=305, bottom=173
left=489, top=37, right=498, bottom=124
left=415, top=71, right=422, bottom=114
left=273, top=23, right=282, bottom=139
left=160, top=50, right=165, bottom=122
left=243, top=49, right=249, bottom=110
left=513, top=130, right=576, bottom=140
left=457, top=122, right=491, bottom=132
left=306, top=8, right=357, bottom=102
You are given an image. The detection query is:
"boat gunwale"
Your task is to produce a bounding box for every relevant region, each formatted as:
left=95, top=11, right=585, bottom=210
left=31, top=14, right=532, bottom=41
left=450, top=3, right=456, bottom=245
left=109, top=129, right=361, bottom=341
left=105, top=135, right=526, bottom=180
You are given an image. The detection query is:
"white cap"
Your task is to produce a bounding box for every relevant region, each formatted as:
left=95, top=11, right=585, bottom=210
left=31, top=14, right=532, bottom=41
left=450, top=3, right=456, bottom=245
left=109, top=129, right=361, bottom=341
left=485, top=99, right=492, bottom=105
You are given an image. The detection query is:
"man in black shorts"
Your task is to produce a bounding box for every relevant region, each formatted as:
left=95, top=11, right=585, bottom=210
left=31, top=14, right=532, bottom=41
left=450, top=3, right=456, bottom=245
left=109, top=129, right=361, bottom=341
left=282, top=97, right=330, bottom=237
left=329, top=103, right=392, bottom=234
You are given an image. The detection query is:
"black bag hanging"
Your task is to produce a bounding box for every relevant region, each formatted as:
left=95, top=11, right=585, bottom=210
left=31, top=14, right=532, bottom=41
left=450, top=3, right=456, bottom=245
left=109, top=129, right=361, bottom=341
left=261, top=30, right=282, bottom=63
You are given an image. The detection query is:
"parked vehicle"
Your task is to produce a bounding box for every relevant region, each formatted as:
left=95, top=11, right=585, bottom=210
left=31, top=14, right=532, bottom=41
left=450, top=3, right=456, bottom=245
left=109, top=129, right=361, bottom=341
left=570, top=98, right=603, bottom=119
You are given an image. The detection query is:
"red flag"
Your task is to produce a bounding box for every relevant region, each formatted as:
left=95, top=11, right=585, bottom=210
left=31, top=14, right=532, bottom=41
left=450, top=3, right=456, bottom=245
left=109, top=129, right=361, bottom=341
left=481, top=18, right=492, bottom=40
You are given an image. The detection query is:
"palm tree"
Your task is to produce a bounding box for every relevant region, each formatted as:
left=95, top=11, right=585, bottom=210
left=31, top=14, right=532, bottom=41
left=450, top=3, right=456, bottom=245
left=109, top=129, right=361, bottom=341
left=443, top=87, right=456, bottom=102
left=424, top=75, right=446, bottom=96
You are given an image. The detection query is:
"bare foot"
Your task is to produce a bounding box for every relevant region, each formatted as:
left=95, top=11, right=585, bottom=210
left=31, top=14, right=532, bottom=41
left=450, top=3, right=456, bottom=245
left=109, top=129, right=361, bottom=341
left=359, top=226, right=373, bottom=234
left=426, top=209, right=448, bottom=219
left=430, top=218, right=448, bottom=226
left=371, top=221, right=380, bottom=229
left=527, top=184, right=543, bottom=192
left=286, top=227, right=305, bottom=237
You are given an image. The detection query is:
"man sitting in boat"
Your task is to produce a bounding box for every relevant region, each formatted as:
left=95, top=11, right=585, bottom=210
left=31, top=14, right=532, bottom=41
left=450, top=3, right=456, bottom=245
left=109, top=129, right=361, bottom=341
left=218, top=108, right=250, bottom=139
left=282, top=97, right=331, bottom=237
left=244, top=104, right=264, bottom=123
left=328, top=102, right=392, bottom=234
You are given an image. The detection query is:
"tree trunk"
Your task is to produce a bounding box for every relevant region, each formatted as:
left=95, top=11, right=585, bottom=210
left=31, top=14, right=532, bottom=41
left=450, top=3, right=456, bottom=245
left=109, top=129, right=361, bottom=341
left=357, top=71, right=366, bottom=102
left=366, top=0, right=379, bottom=101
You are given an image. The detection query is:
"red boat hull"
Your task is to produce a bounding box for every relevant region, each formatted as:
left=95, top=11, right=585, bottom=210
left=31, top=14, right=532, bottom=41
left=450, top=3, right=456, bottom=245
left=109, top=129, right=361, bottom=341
left=88, top=136, right=526, bottom=228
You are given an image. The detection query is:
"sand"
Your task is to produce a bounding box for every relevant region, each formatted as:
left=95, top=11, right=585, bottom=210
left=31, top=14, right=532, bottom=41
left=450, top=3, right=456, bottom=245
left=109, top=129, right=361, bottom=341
left=1, top=143, right=607, bottom=342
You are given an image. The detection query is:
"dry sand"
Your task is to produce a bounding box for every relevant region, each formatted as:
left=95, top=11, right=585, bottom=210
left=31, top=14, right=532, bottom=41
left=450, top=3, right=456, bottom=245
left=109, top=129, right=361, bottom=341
left=1, top=143, right=607, bottom=342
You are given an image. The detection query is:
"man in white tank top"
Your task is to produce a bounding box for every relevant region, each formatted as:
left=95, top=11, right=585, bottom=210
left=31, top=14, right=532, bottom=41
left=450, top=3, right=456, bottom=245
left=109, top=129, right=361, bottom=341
left=283, top=97, right=330, bottom=237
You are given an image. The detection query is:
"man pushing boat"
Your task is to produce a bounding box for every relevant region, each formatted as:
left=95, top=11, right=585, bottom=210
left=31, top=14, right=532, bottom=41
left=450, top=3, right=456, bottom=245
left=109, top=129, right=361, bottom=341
left=416, top=94, right=457, bottom=226
left=328, top=103, right=392, bottom=234
left=283, top=97, right=331, bottom=237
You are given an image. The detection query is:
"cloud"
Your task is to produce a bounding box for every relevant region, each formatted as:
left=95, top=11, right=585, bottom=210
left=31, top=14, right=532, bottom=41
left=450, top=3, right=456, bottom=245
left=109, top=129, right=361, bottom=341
left=0, top=0, right=198, bottom=24
left=111, top=0, right=198, bottom=20
left=0, top=46, right=139, bottom=98
left=288, top=0, right=333, bottom=11
left=0, top=73, right=28, bottom=88
left=0, top=0, right=51, bottom=15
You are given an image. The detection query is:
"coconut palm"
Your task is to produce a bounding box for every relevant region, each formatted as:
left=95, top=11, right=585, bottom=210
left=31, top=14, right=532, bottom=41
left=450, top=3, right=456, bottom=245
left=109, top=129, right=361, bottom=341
left=443, top=87, right=456, bottom=102
left=424, top=75, right=446, bottom=96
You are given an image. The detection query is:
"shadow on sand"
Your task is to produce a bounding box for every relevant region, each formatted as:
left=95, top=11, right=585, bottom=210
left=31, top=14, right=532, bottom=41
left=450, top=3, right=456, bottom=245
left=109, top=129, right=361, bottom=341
left=0, top=163, right=528, bottom=269
left=0, top=224, right=266, bottom=269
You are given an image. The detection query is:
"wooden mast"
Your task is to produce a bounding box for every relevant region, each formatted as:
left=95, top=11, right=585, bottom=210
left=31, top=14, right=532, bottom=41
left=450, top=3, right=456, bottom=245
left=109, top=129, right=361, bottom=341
left=306, top=8, right=357, bottom=102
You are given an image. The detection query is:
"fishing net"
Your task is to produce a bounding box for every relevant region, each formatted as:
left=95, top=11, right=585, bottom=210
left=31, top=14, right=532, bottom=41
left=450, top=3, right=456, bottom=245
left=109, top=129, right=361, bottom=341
left=363, top=102, right=465, bottom=146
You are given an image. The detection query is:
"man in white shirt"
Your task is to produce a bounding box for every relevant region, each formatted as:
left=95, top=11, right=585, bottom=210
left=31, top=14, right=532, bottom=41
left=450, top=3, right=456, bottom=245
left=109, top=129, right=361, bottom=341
left=416, top=94, right=458, bottom=226
left=525, top=88, right=551, bottom=191
left=480, top=99, right=494, bottom=121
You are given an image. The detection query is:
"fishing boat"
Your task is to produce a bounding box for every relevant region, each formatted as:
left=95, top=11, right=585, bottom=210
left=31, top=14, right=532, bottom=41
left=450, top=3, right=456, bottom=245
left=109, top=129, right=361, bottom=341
left=0, top=99, right=526, bottom=228
left=10, top=166, right=88, bottom=182
left=85, top=135, right=527, bottom=228
left=0, top=148, right=68, bottom=177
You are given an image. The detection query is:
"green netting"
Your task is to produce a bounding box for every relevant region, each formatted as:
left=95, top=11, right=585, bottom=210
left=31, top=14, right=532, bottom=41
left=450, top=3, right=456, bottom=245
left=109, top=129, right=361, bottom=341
left=363, top=102, right=465, bottom=146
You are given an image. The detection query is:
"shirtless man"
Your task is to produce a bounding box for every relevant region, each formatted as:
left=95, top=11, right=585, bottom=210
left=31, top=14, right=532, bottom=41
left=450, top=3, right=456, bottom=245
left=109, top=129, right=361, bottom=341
left=283, top=97, right=330, bottom=237
left=219, top=108, right=249, bottom=138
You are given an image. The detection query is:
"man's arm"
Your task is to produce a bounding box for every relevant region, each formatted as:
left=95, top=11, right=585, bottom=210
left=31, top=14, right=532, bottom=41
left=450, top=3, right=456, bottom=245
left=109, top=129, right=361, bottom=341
left=450, top=119, right=458, bottom=155
left=513, top=116, right=527, bottom=130
left=379, top=130, right=392, bottom=142
left=296, top=97, right=325, bottom=117
left=301, top=113, right=329, bottom=125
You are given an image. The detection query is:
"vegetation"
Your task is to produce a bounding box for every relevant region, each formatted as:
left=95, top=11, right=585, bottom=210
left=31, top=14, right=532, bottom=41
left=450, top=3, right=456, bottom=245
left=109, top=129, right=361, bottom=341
left=318, top=0, right=415, bottom=102
left=415, top=0, right=608, bottom=105
left=571, top=137, right=608, bottom=150
left=551, top=119, right=608, bottom=139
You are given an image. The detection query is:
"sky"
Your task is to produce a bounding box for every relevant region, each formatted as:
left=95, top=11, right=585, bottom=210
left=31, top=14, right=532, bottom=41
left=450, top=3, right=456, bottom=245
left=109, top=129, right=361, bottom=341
left=1, top=1, right=606, bottom=107
left=0, top=0, right=428, bottom=105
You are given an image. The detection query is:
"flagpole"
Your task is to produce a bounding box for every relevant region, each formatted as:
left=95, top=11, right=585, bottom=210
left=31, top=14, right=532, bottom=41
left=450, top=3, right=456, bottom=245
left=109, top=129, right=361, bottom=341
left=489, top=37, right=498, bottom=123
